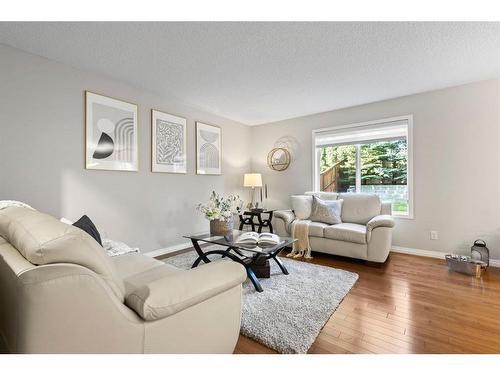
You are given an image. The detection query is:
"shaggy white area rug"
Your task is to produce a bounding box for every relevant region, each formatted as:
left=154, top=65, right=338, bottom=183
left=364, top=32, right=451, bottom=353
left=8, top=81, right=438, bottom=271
left=164, top=247, right=358, bottom=354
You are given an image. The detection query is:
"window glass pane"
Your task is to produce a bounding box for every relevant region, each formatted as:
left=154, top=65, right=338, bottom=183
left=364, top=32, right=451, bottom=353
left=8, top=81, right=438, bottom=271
left=319, top=145, right=356, bottom=193
left=360, top=139, right=408, bottom=215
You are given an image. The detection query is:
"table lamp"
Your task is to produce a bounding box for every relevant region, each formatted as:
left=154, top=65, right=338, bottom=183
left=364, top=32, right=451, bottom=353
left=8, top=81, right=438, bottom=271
left=243, top=173, right=263, bottom=209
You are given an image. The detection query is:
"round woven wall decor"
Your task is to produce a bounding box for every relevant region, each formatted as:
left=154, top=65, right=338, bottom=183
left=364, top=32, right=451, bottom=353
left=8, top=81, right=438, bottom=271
left=267, top=147, right=291, bottom=171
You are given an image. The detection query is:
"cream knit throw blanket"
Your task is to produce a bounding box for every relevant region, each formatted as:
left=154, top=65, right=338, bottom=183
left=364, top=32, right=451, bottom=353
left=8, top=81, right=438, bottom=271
left=287, top=219, right=312, bottom=259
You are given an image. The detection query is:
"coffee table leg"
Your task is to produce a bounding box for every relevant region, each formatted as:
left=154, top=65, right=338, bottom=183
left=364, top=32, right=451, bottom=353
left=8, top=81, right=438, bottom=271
left=190, top=240, right=265, bottom=292
left=268, top=211, right=274, bottom=234
left=247, top=267, right=264, bottom=292
left=271, top=254, right=289, bottom=275
left=191, top=239, right=212, bottom=268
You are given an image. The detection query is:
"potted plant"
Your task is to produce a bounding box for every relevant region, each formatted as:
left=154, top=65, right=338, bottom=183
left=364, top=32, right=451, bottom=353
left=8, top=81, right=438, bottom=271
left=197, top=191, right=242, bottom=235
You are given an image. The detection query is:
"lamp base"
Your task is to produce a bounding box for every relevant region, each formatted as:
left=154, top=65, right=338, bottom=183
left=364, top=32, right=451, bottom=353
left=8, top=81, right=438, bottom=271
left=246, top=202, right=260, bottom=210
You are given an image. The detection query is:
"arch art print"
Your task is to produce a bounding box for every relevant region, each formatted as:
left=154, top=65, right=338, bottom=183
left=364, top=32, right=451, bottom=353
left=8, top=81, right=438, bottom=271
left=196, top=121, right=222, bottom=175
left=151, top=109, right=187, bottom=173
left=85, top=91, right=138, bottom=171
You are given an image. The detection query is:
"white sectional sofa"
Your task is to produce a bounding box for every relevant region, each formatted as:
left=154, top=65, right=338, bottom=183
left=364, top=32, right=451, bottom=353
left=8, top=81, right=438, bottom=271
left=273, top=192, right=395, bottom=263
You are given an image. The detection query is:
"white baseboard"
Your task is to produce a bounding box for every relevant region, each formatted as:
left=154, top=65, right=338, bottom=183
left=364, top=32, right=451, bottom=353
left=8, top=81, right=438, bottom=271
left=489, top=259, right=500, bottom=267
left=144, top=241, right=192, bottom=258
left=391, top=246, right=500, bottom=267
left=391, top=246, right=446, bottom=259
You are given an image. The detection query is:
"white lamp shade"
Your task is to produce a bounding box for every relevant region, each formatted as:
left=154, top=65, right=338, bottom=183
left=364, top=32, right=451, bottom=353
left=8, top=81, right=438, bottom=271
left=243, top=173, right=263, bottom=188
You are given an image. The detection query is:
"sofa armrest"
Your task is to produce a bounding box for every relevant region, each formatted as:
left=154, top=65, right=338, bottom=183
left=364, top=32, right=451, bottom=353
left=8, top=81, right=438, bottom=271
left=125, top=262, right=246, bottom=321
left=366, top=215, right=395, bottom=242
left=273, top=210, right=296, bottom=235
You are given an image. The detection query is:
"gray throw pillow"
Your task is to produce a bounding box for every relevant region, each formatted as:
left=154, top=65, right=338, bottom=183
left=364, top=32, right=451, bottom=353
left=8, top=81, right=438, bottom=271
left=309, top=196, right=343, bottom=225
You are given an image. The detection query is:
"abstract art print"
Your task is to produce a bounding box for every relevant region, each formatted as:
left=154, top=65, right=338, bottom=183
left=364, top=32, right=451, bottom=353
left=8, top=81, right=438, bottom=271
left=151, top=109, right=187, bottom=173
left=85, top=91, right=138, bottom=171
left=196, top=122, right=222, bottom=175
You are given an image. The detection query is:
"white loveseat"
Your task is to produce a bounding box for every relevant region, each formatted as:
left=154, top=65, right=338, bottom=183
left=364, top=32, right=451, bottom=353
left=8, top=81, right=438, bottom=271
left=273, top=192, right=395, bottom=263
left=0, top=207, right=246, bottom=353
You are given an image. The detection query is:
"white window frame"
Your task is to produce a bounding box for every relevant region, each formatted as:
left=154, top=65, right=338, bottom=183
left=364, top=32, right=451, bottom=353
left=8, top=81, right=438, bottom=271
left=311, top=115, right=414, bottom=219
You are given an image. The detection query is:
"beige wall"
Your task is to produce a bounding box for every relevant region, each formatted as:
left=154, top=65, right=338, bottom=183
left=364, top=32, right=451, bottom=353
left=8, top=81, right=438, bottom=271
left=251, top=78, right=500, bottom=258
left=0, top=45, right=252, bottom=253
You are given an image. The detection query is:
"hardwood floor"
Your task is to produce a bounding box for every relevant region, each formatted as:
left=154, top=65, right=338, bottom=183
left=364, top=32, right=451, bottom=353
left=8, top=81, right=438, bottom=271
left=234, top=251, right=500, bottom=354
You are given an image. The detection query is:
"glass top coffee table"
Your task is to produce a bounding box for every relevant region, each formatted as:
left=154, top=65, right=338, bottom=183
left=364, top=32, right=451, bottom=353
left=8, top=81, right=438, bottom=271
left=183, top=230, right=295, bottom=292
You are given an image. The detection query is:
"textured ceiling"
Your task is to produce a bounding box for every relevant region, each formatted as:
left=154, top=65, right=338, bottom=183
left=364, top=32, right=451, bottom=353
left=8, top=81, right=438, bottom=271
left=1, top=22, right=500, bottom=125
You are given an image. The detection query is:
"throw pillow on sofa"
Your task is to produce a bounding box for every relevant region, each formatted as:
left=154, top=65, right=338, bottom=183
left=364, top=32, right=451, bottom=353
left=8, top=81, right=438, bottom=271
left=73, top=215, right=103, bottom=246
left=308, top=196, right=343, bottom=225
left=291, top=195, right=313, bottom=219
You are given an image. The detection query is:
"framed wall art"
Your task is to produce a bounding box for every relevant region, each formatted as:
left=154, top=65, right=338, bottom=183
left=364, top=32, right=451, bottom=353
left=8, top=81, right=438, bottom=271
left=151, top=109, right=187, bottom=173
left=85, top=91, right=138, bottom=171
left=196, top=122, right=222, bottom=175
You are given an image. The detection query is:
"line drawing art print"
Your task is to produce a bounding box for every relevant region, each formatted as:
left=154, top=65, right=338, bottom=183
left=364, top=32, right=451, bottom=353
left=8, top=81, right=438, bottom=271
left=151, top=110, right=187, bottom=173
left=196, top=122, right=222, bottom=175
left=85, top=91, right=138, bottom=171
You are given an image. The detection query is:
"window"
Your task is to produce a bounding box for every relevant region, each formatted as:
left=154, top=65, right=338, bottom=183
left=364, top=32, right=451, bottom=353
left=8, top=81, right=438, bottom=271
left=312, top=116, right=413, bottom=217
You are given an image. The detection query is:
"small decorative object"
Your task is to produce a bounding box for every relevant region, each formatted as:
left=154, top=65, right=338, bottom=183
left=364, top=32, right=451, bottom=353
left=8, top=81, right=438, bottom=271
left=445, top=254, right=487, bottom=278
left=197, top=191, right=242, bottom=235
left=273, top=135, right=299, bottom=162
left=267, top=147, right=291, bottom=171
left=471, top=239, right=489, bottom=267
left=85, top=91, right=138, bottom=171
left=243, top=173, right=263, bottom=209
left=151, top=109, right=187, bottom=173
left=262, top=183, right=269, bottom=207
left=196, top=122, right=222, bottom=175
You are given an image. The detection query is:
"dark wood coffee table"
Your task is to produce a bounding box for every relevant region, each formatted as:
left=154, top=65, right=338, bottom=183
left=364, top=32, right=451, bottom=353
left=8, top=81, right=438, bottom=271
left=183, top=230, right=295, bottom=292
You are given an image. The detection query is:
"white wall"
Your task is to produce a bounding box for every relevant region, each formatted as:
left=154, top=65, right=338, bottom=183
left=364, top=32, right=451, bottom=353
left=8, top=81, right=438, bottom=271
left=0, top=45, right=252, bottom=253
left=251, top=79, right=500, bottom=258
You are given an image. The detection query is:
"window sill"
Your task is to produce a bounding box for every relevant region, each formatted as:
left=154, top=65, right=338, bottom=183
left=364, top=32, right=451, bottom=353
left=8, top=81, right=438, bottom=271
left=393, top=214, right=414, bottom=220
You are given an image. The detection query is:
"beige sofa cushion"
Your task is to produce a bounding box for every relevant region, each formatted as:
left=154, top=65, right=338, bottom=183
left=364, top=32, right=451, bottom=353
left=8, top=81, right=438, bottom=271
left=291, top=195, right=313, bottom=219
left=0, top=207, right=125, bottom=300
left=126, top=261, right=246, bottom=321
left=339, top=193, right=381, bottom=225
left=308, top=222, right=329, bottom=238
left=111, top=253, right=182, bottom=296
left=324, top=223, right=367, bottom=244
left=111, top=253, right=164, bottom=279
